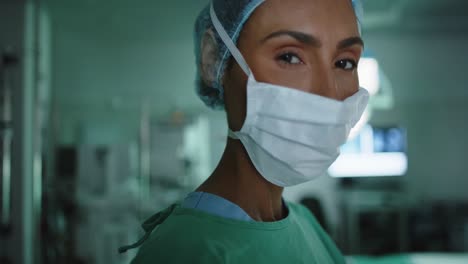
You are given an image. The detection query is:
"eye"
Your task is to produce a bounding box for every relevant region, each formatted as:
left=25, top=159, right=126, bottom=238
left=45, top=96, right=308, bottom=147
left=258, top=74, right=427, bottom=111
left=276, top=52, right=303, bottom=65
left=335, top=59, right=357, bottom=71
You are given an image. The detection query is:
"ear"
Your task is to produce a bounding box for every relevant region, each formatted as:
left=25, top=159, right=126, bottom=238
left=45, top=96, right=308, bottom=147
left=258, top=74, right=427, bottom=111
left=200, top=28, right=218, bottom=86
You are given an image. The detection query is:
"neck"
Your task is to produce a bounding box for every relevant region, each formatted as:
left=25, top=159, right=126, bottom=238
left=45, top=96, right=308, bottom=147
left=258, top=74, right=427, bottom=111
left=196, top=138, right=285, bottom=222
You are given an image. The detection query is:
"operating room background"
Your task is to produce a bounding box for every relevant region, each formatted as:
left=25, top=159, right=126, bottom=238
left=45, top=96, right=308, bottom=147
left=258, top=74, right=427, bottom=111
left=1, top=0, right=468, bottom=263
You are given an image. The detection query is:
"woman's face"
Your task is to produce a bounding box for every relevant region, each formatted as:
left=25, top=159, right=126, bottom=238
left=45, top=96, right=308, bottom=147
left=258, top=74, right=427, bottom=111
left=223, top=0, right=363, bottom=131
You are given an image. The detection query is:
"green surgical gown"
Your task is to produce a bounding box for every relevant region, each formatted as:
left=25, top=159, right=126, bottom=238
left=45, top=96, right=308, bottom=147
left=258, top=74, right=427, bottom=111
left=129, top=202, right=345, bottom=264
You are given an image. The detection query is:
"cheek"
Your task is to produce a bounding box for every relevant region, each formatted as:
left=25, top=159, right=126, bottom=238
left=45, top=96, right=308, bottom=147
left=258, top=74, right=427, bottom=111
left=261, top=71, right=312, bottom=90
left=336, top=71, right=360, bottom=97
left=223, top=65, right=249, bottom=130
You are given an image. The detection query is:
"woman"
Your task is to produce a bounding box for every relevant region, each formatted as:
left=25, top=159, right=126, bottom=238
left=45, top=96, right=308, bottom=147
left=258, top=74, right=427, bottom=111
left=122, top=0, right=369, bottom=263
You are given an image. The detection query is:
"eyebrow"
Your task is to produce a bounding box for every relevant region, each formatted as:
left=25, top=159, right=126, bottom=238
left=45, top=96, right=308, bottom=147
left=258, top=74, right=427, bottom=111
left=337, top=36, right=365, bottom=50
left=261, top=30, right=322, bottom=47
left=261, top=30, right=365, bottom=50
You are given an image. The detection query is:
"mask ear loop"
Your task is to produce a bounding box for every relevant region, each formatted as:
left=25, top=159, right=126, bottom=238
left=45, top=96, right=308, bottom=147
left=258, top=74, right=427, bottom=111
left=227, top=129, right=240, bottom=139
left=210, top=2, right=254, bottom=138
left=210, top=2, right=251, bottom=77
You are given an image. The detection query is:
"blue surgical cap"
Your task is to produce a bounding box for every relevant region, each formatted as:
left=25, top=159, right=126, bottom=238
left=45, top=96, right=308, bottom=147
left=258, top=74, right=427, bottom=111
left=194, top=0, right=364, bottom=110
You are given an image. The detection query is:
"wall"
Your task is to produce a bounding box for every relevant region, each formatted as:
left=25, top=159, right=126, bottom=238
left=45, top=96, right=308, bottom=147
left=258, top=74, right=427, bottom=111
left=367, top=32, right=468, bottom=202
left=49, top=0, right=207, bottom=145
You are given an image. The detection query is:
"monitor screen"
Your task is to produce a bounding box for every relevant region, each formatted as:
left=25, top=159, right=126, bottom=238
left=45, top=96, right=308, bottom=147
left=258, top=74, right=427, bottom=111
left=328, top=125, right=408, bottom=177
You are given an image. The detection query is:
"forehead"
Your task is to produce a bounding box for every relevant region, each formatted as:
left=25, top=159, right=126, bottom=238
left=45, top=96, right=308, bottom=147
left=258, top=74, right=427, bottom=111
left=242, top=0, right=359, bottom=42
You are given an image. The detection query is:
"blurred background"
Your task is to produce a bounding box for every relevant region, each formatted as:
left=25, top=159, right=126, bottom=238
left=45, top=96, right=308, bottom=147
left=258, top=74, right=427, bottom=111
left=1, top=0, right=468, bottom=263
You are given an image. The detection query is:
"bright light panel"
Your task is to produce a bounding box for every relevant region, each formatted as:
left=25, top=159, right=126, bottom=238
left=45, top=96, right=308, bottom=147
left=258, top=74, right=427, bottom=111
left=329, top=153, right=408, bottom=177
left=358, top=58, right=380, bottom=96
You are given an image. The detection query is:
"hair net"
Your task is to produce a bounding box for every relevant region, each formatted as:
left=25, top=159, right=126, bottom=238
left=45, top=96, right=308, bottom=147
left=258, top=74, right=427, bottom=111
left=194, top=0, right=364, bottom=110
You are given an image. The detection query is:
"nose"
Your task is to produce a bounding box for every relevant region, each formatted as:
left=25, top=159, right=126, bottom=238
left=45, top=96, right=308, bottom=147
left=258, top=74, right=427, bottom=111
left=307, top=64, right=343, bottom=101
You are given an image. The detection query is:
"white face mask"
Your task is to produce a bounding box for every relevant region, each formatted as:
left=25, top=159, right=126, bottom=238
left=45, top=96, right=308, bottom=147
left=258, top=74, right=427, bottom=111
left=210, top=3, right=369, bottom=187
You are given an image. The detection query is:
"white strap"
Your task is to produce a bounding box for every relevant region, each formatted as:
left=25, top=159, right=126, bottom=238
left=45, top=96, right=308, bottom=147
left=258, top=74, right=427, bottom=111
left=209, top=2, right=251, bottom=76
left=228, top=129, right=240, bottom=140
